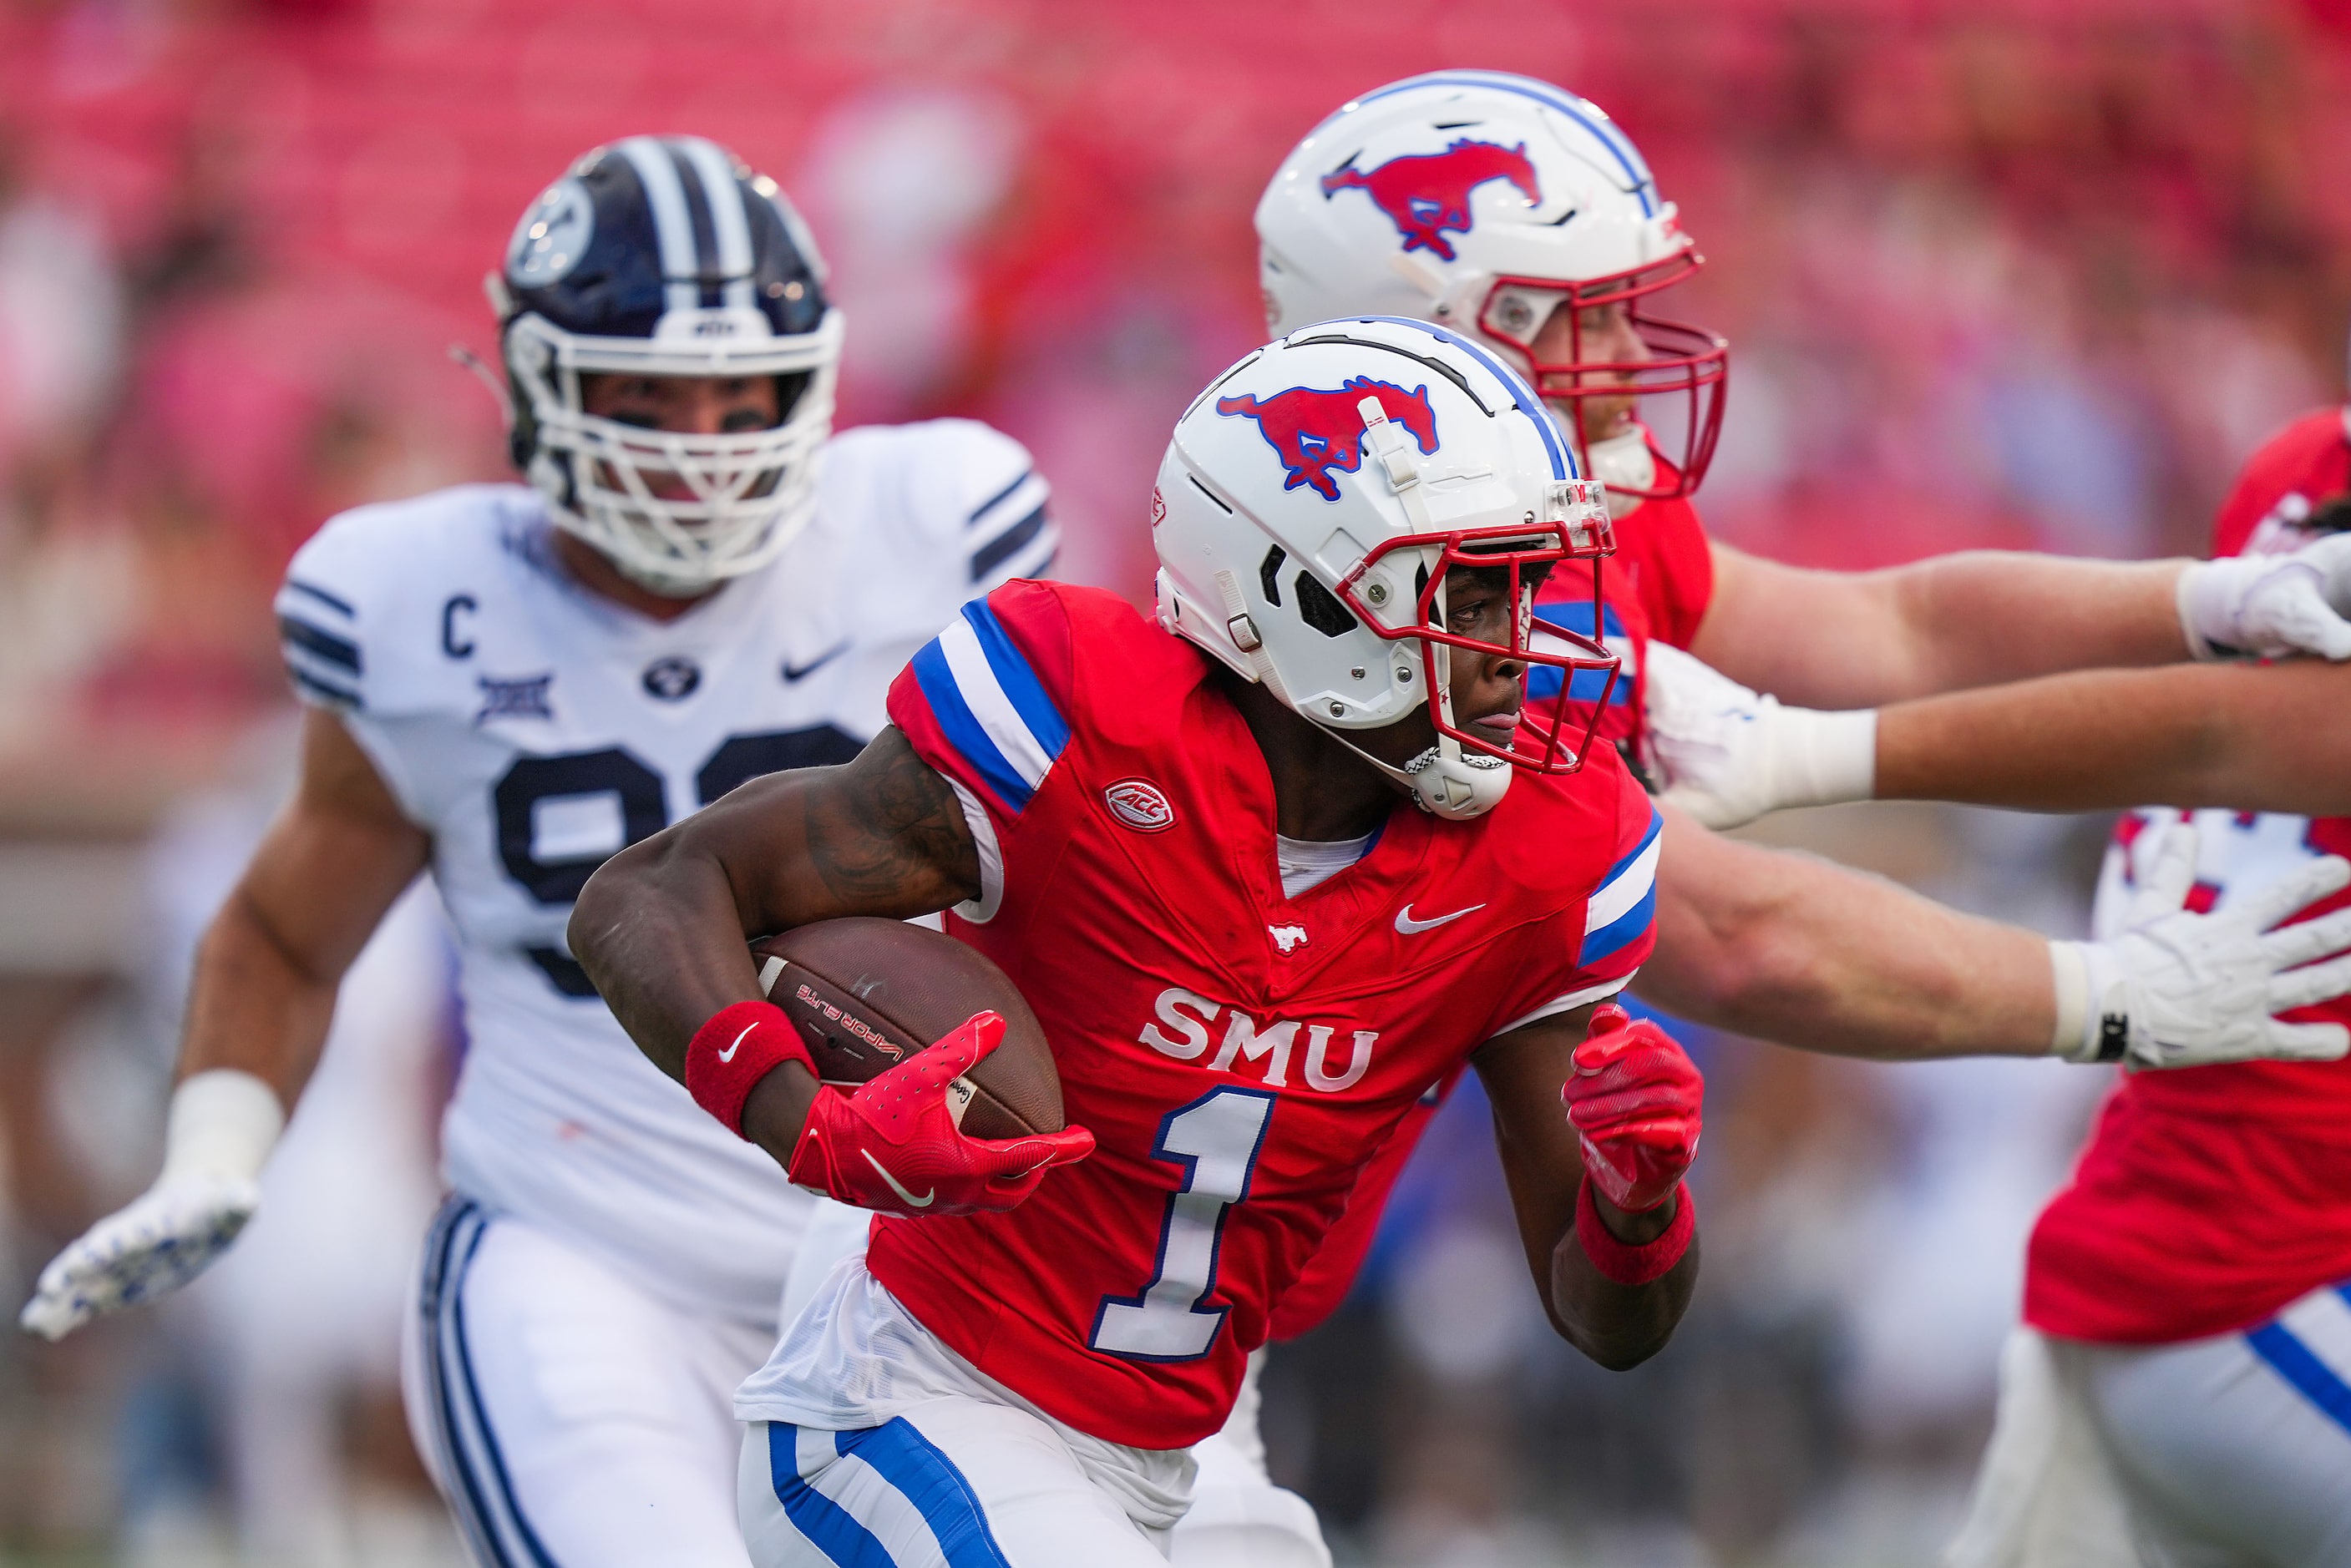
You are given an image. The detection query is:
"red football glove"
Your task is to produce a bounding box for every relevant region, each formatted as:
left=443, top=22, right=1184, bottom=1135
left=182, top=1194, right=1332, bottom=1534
left=1562, top=1004, right=1704, bottom=1213
left=785, top=1011, right=1095, bottom=1218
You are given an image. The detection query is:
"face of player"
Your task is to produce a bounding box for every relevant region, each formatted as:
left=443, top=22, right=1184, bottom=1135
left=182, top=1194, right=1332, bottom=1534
left=1530, top=300, right=1647, bottom=447
left=1355, top=562, right=1547, bottom=770
left=578, top=372, right=783, bottom=501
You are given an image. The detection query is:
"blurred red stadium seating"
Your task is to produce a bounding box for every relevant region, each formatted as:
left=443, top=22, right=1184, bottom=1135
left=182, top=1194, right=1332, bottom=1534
left=0, top=0, right=2346, bottom=768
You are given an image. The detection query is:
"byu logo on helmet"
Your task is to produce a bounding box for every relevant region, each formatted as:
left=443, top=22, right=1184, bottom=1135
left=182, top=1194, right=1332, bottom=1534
left=1214, top=377, right=1438, bottom=502
left=1318, top=139, right=1539, bottom=262
left=506, top=177, right=595, bottom=287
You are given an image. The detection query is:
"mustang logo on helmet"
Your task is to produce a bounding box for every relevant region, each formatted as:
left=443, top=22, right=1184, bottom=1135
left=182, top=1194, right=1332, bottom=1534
left=1318, top=139, right=1540, bottom=262
left=1214, top=377, right=1438, bottom=502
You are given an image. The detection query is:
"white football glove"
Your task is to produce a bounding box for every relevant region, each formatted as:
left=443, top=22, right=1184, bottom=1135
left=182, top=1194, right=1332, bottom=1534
left=18, top=1070, right=282, bottom=1342
left=2177, top=534, right=2351, bottom=662
left=1642, top=640, right=1877, bottom=830
left=2050, top=826, right=2351, bottom=1068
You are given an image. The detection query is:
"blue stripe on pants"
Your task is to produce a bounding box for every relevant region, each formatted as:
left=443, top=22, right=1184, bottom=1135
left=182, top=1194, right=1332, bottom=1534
left=837, top=1419, right=1013, bottom=1568
left=768, top=1423, right=901, bottom=1566
left=419, top=1198, right=562, bottom=1568
left=419, top=1201, right=510, bottom=1568
left=2246, top=1321, right=2351, bottom=1437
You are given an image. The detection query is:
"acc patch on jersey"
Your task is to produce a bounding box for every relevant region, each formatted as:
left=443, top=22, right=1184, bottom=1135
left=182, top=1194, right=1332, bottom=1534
left=1103, top=779, right=1176, bottom=832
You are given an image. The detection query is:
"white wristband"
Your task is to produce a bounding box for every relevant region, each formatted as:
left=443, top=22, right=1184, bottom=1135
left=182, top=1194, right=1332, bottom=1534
left=158, top=1070, right=286, bottom=1186
left=2176, top=560, right=2227, bottom=661
left=1772, top=706, right=1878, bottom=810
left=1642, top=642, right=1878, bottom=828
left=2047, top=941, right=2126, bottom=1063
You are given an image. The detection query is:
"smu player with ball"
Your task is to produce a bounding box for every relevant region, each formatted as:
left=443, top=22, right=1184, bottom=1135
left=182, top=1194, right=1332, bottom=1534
left=573, top=318, right=1705, bottom=1564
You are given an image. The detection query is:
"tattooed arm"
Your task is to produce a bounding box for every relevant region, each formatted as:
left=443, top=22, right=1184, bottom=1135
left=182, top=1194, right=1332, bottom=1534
left=568, top=726, right=979, bottom=1141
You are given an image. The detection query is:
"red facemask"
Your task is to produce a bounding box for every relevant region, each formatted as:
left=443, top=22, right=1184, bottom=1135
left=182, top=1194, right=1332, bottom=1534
left=1336, top=514, right=1620, bottom=776
left=1474, top=250, right=1729, bottom=503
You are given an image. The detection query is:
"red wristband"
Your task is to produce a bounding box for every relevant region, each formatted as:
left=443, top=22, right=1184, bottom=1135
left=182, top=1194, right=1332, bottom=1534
left=1575, top=1177, right=1695, bottom=1287
left=685, top=1000, right=816, bottom=1139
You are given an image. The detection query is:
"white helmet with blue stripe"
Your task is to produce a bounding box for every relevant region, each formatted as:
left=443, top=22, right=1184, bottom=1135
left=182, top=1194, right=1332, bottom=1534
left=1153, top=316, right=1618, bottom=820
left=1256, top=72, right=1726, bottom=505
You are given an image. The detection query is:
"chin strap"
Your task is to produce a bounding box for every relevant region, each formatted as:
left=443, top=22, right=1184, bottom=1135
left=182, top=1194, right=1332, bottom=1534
left=1305, top=727, right=1504, bottom=822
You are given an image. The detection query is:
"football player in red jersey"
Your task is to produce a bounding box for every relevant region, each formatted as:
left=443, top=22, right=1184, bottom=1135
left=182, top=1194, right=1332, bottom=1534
left=571, top=319, right=1704, bottom=1564
left=1647, top=402, right=2351, bottom=1566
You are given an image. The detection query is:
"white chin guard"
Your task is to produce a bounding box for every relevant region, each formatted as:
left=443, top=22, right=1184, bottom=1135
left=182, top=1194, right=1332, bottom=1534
left=1405, top=741, right=1513, bottom=820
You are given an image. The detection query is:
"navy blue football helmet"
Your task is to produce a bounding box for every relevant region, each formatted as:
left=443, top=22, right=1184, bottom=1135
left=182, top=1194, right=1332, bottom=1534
left=491, top=136, right=844, bottom=591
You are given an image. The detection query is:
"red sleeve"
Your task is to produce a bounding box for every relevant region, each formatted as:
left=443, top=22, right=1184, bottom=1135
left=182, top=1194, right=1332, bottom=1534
left=1483, top=763, right=1662, bottom=1042
left=1616, top=494, right=1715, bottom=650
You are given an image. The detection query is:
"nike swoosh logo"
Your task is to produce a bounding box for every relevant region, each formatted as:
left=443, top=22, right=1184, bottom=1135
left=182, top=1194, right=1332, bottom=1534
left=782, top=643, right=850, bottom=683
left=1396, top=902, right=1484, bottom=935
left=861, top=1150, right=935, bottom=1208
left=717, top=1023, right=757, bottom=1063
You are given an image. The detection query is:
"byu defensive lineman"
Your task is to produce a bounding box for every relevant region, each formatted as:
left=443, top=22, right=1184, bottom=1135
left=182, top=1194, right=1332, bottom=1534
left=18, top=137, right=1057, bottom=1568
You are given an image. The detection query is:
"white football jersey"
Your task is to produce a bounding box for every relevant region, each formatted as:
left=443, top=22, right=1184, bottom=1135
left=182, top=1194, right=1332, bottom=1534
left=273, top=419, right=1055, bottom=1327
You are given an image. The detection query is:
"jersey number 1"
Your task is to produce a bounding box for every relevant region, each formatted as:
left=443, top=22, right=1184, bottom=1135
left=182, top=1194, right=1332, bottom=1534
left=1089, top=1087, right=1274, bottom=1363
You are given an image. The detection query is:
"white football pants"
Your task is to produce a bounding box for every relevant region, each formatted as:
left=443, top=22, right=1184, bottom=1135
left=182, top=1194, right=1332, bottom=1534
left=771, top=1199, right=1331, bottom=1568
left=402, top=1196, right=775, bottom=1568
left=1949, top=1289, right=2351, bottom=1568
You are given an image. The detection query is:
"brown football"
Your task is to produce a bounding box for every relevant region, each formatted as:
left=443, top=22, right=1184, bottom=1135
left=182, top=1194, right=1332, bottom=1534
left=749, top=918, right=1062, bottom=1141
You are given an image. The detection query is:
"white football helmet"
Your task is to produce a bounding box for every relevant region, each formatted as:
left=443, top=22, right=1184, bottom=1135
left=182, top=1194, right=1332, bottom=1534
left=492, top=135, right=845, bottom=594
left=1256, top=72, right=1726, bottom=504
left=1155, top=316, right=1618, bottom=820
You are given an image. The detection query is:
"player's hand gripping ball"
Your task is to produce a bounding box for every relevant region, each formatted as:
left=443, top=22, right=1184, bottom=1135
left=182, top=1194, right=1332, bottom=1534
left=787, top=1011, right=1096, bottom=1218
left=1561, top=1004, right=1704, bottom=1213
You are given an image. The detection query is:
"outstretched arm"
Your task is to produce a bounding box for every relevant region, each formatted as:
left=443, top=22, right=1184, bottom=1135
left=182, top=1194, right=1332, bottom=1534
left=1692, top=544, right=2186, bottom=707
left=1636, top=807, right=2051, bottom=1060
left=1692, top=536, right=2351, bottom=709
left=1871, top=660, right=2351, bottom=817
left=1476, top=1005, right=1700, bottom=1371
left=1636, top=805, right=2351, bottom=1069
left=1649, top=642, right=2351, bottom=828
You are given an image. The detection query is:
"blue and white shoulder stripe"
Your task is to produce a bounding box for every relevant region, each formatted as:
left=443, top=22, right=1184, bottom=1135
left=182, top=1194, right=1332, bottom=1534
left=1582, top=808, right=1663, bottom=965
left=275, top=578, right=363, bottom=711
left=907, top=601, right=1071, bottom=815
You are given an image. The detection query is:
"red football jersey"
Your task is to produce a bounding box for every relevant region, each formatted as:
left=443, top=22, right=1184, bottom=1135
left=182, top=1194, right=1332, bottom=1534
left=874, top=581, right=1661, bottom=1448
left=2025, top=406, right=2351, bottom=1343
